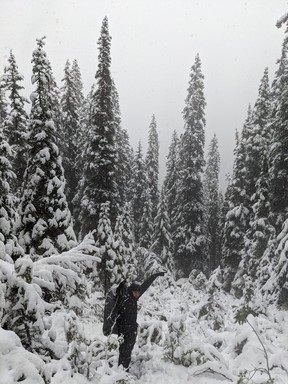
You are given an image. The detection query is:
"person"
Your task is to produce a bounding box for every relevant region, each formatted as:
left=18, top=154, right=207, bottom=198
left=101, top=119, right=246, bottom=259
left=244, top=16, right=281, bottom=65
left=116, top=272, right=165, bottom=371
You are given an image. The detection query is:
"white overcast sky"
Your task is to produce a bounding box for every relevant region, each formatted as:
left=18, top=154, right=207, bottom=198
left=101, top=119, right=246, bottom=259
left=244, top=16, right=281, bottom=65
left=0, top=0, right=287, bottom=190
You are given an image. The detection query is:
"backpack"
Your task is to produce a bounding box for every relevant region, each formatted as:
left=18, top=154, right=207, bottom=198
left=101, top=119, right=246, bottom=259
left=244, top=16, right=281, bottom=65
left=103, top=280, right=126, bottom=336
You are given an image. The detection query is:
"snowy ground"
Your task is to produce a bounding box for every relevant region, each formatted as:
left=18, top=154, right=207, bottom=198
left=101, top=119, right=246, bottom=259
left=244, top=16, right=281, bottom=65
left=1, top=275, right=288, bottom=384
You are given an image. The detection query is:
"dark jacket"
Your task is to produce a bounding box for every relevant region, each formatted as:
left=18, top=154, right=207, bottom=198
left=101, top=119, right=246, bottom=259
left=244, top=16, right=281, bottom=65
left=116, top=273, right=163, bottom=334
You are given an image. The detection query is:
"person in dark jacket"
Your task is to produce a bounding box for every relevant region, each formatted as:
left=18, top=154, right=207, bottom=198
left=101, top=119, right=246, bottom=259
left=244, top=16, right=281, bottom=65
left=116, top=272, right=164, bottom=370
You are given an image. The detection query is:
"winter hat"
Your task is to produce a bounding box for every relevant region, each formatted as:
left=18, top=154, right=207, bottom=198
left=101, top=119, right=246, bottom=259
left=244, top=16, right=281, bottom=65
left=130, top=281, right=141, bottom=291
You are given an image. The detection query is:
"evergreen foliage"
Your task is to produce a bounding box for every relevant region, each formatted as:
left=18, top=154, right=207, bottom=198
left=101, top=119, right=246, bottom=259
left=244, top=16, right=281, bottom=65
left=0, top=127, right=23, bottom=261
left=174, top=54, right=207, bottom=276
left=130, top=142, right=148, bottom=244
left=164, top=130, right=180, bottom=236
left=60, top=59, right=83, bottom=212
left=2, top=51, right=29, bottom=196
left=146, top=115, right=159, bottom=221
left=79, top=17, right=119, bottom=238
left=17, top=37, right=76, bottom=259
left=203, top=134, right=221, bottom=271
left=151, top=188, right=174, bottom=272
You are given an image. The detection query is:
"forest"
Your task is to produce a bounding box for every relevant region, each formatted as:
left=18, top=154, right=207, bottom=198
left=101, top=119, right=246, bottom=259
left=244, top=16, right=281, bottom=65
left=0, top=13, right=288, bottom=384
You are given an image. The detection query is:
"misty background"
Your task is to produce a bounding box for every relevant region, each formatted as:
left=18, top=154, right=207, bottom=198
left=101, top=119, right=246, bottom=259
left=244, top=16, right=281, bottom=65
left=0, top=0, right=287, bottom=190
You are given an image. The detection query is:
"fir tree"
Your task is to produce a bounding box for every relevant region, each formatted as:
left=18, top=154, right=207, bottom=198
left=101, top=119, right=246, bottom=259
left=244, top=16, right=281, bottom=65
left=0, top=75, right=7, bottom=128
left=97, top=202, right=119, bottom=294
left=151, top=188, right=174, bottom=272
left=0, top=126, right=23, bottom=261
left=130, top=142, right=148, bottom=244
left=138, top=187, right=153, bottom=248
left=174, top=54, right=207, bottom=276
left=222, top=107, right=252, bottom=290
left=269, top=18, right=288, bottom=231
left=79, top=17, right=119, bottom=238
left=164, top=130, right=180, bottom=235
left=60, top=59, right=83, bottom=211
left=203, top=134, right=221, bottom=271
left=17, top=37, right=76, bottom=259
left=146, top=114, right=159, bottom=221
left=113, top=80, right=133, bottom=207
left=3, top=51, right=29, bottom=196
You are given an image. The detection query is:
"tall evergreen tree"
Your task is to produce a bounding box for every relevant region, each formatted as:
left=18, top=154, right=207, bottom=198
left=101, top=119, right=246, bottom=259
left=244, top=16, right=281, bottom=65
left=0, top=126, right=23, bottom=261
left=130, top=142, right=148, bottom=244
left=269, top=17, right=288, bottom=232
left=0, top=75, right=7, bottom=128
left=113, top=80, right=133, bottom=207
left=174, top=54, right=207, bottom=276
left=146, top=114, right=159, bottom=221
left=164, top=130, right=180, bottom=235
left=221, top=107, right=252, bottom=290
left=203, top=134, right=221, bottom=271
left=60, top=59, right=83, bottom=211
left=17, top=37, right=76, bottom=259
left=151, top=188, right=174, bottom=272
left=138, top=187, right=153, bottom=248
left=3, top=51, right=29, bottom=196
left=79, top=17, right=119, bottom=239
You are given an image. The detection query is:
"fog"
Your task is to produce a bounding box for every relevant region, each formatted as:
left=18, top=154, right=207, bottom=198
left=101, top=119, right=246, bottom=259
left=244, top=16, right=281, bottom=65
left=0, top=0, right=287, bottom=190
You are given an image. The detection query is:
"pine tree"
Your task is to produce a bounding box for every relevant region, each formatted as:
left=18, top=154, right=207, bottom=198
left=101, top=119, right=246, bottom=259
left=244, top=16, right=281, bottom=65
left=221, top=107, right=252, bottom=290
left=138, top=187, right=153, bottom=248
left=130, top=142, right=148, bottom=244
left=79, top=17, right=119, bottom=238
left=146, top=114, right=159, bottom=221
left=203, top=134, right=221, bottom=271
left=97, top=202, right=119, bottom=294
left=113, top=80, right=133, bottom=207
left=114, top=203, right=137, bottom=282
left=164, top=130, right=180, bottom=235
left=151, top=188, right=174, bottom=272
left=269, top=18, right=288, bottom=232
left=17, top=37, right=76, bottom=259
left=60, top=59, right=83, bottom=211
left=3, top=51, right=29, bottom=196
left=174, top=54, right=207, bottom=276
left=0, top=126, right=23, bottom=261
left=0, top=75, right=7, bottom=128
left=71, top=59, right=84, bottom=107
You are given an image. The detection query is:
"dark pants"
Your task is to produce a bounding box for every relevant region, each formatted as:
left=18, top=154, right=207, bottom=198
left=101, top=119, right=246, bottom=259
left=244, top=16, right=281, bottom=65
left=118, top=330, right=137, bottom=370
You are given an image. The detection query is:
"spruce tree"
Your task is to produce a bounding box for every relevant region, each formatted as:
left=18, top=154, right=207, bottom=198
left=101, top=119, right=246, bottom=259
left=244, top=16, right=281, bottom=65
left=113, top=80, right=133, bottom=207
left=221, top=107, right=252, bottom=290
left=130, top=142, right=148, bottom=244
left=151, top=188, right=174, bottom=272
left=146, top=114, right=159, bottom=221
left=0, top=75, right=7, bottom=128
left=17, top=37, right=76, bottom=259
left=60, top=59, right=83, bottom=211
left=3, top=51, right=29, bottom=196
left=174, top=54, right=207, bottom=276
left=164, top=130, right=180, bottom=235
left=203, top=134, right=221, bottom=271
left=138, top=187, right=153, bottom=248
left=0, top=126, right=23, bottom=261
left=79, top=17, right=119, bottom=238
left=269, top=17, right=288, bottom=231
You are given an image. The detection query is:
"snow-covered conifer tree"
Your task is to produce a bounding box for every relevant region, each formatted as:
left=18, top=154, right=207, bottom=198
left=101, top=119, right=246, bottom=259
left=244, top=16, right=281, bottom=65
left=0, top=76, right=7, bottom=128
left=113, top=80, right=133, bottom=207
left=164, top=130, right=179, bottom=236
left=3, top=51, right=29, bottom=196
left=60, top=59, right=83, bottom=211
left=268, top=18, right=288, bottom=232
left=17, top=37, right=76, bottom=259
left=0, top=126, right=23, bottom=261
left=79, top=17, right=119, bottom=238
left=97, top=201, right=119, bottom=294
left=222, top=107, right=252, bottom=290
left=130, top=142, right=148, bottom=244
left=139, top=187, right=153, bottom=248
left=146, top=114, right=159, bottom=221
left=174, top=54, right=207, bottom=276
left=203, top=134, right=221, bottom=271
left=151, top=188, right=174, bottom=272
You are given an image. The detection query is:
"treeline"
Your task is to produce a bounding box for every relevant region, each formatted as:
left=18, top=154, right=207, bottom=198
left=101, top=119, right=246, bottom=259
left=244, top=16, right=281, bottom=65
left=0, top=15, right=288, bottom=309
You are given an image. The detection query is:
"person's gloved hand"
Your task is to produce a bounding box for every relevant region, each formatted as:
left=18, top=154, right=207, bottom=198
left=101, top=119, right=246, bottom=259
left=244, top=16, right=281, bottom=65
left=157, top=271, right=165, bottom=277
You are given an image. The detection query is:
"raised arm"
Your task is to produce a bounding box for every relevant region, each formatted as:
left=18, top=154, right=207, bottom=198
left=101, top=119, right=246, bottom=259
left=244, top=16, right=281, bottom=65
left=140, top=272, right=164, bottom=296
